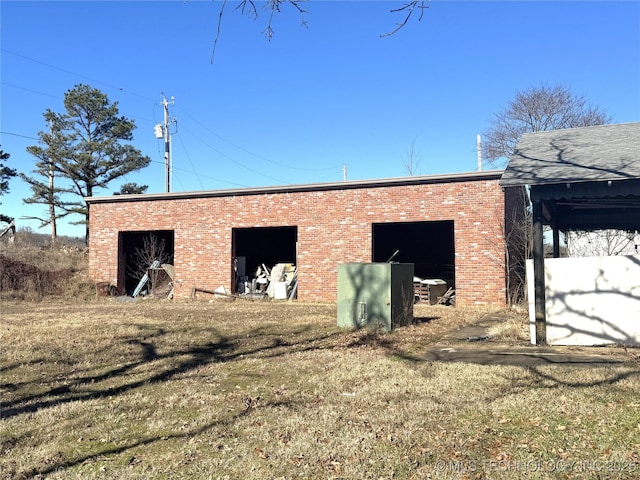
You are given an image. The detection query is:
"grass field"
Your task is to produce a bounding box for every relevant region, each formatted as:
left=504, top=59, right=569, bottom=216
left=1, top=299, right=639, bottom=479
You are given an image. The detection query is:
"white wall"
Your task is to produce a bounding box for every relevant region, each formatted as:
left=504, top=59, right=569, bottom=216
left=527, top=255, right=640, bottom=346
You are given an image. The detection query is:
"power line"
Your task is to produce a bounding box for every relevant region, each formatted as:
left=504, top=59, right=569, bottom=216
left=174, top=131, right=206, bottom=190
left=1, top=49, right=157, bottom=103
left=176, top=122, right=288, bottom=184
left=1, top=82, right=61, bottom=100
left=0, top=131, right=39, bottom=141
left=174, top=105, right=344, bottom=172
left=147, top=159, right=249, bottom=188
left=3, top=49, right=345, bottom=186
left=4, top=80, right=157, bottom=127
left=4, top=50, right=314, bottom=183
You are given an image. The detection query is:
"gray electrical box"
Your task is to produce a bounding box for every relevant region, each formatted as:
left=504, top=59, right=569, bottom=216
left=337, top=263, right=414, bottom=332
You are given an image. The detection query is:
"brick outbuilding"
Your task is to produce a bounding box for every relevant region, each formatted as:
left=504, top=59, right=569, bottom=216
left=86, top=170, right=516, bottom=307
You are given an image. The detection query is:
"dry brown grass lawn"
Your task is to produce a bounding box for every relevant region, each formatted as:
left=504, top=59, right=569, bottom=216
left=1, top=300, right=639, bottom=479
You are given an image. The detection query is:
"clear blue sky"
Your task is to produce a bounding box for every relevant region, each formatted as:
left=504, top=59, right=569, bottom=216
left=2, top=1, right=639, bottom=237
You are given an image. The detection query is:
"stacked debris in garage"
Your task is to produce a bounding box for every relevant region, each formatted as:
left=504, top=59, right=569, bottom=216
left=238, top=263, right=298, bottom=300
left=133, top=261, right=175, bottom=298
left=413, top=276, right=455, bottom=305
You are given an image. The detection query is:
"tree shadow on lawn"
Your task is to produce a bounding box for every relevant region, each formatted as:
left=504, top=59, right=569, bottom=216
left=1, top=319, right=349, bottom=479
left=4, top=310, right=636, bottom=421
left=3, top=309, right=638, bottom=478
left=8, top=397, right=297, bottom=480
left=0, top=323, right=342, bottom=420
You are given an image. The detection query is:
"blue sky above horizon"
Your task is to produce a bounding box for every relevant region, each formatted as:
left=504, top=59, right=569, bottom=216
left=2, top=1, right=639, bottom=237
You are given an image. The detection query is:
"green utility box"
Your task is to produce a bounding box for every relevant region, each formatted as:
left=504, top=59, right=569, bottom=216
left=337, top=263, right=414, bottom=331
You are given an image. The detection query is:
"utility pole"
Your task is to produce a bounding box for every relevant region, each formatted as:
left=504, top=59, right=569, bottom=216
left=155, top=95, right=176, bottom=193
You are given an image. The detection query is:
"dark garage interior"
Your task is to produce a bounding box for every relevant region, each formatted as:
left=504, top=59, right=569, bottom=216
left=232, top=226, right=297, bottom=294
left=372, top=220, right=455, bottom=289
left=118, top=230, right=175, bottom=295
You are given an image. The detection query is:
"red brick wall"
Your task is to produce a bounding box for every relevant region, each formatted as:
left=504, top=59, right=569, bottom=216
left=89, top=176, right=507, bottom=306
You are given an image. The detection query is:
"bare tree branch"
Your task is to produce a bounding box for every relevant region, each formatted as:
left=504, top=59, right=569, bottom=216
left=381, top=0, right=430, bottom=38
left=239, top=0, right=259, bottom=18
left=211, top=0, right=228, bottom=64
left=566, top=230, right=639, bottom=257
left=263, top=0, right=308, bottom=41
left=212, top=0, right=308, bottom=61
left=211, top=0, right=424, bottom=62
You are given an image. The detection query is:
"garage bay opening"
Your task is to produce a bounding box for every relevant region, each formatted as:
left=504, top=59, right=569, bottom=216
left=232, top=226, right=298, bottom=299
left=118, top=230, right=175, bottom=296
left=372, top=220, right=455, bottom=304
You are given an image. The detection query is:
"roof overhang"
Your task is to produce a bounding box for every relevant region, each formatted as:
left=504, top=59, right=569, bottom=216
left=531, top=178, right=640, bottom=231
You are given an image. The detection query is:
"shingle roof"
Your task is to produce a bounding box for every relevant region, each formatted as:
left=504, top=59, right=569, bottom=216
left=499, top=122, right=640, bottom=187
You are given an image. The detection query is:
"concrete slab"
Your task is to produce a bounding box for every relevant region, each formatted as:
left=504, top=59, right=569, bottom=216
left=423, top=312, right=636, bottom=367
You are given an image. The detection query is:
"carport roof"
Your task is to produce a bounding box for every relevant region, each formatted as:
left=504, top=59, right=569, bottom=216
left=500, top=122, right=640, bottom=231
left=499, top=122, right=640, bottom=187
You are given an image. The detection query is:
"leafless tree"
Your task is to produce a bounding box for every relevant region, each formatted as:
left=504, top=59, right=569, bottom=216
left=402, top=140, right=423, bottom=176
left=566, top=230, right=639, bottom=257
left=484, top=186, right=531, bottom=307
left=128, top=234, right=172, bottom=286
left=504, top=191, right=532, bottom=306
left=483, top=84, right=611, bottom=291
left=483, top=84, right=611, bottom=167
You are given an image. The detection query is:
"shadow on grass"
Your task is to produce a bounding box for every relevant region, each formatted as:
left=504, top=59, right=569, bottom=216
left=412, top=315, right=440, bottom=324
left=525, top=363, right=639, bottom=389
left=3, top=306, right=639, bottom=478
left=10, top=398, right=296, bottom=480
left=422, top=346, right=631, bottom=368
left=2, top=319, right=349, bottom=478
left=1, top=323, right=342, bottom=420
